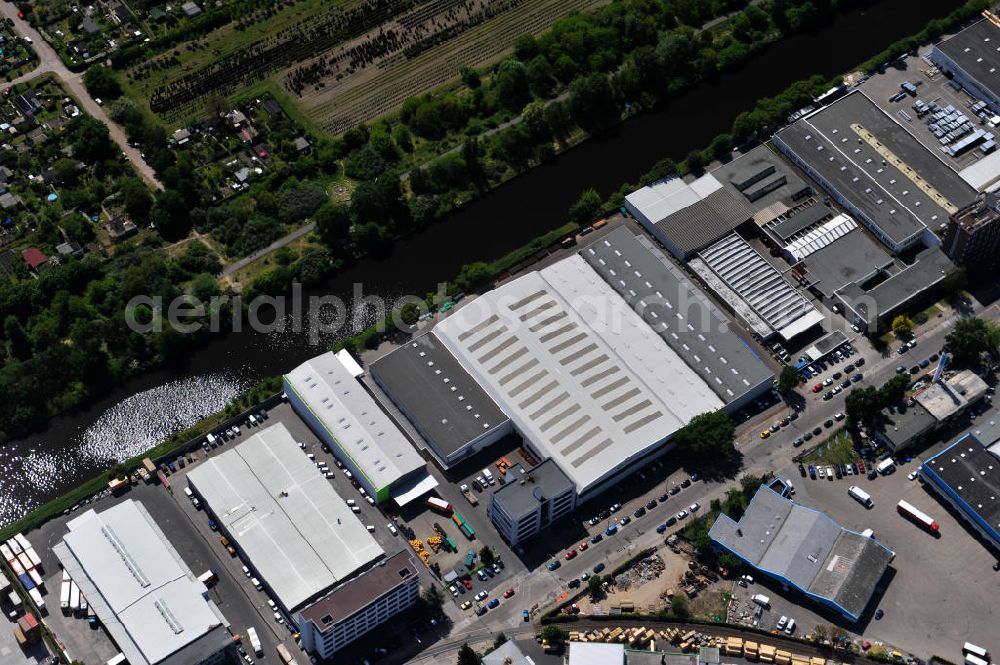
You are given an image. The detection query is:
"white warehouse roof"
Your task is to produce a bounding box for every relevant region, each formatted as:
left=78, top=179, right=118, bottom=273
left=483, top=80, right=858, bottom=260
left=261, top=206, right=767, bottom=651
left=285, top=351, right=427, bottom=497
left=187, top=423, right=383, bottom=611
left=53, top=500, right=231, bottom=665
left=434, top=254, right=723, bottom=495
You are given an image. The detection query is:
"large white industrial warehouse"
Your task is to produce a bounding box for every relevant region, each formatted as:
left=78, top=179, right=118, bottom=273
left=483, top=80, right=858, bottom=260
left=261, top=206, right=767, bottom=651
left=187, top=423, right=385, bottom=614
left=284, top=350, right=437, bottom=504
left=53, top=500, right=232, bottom=665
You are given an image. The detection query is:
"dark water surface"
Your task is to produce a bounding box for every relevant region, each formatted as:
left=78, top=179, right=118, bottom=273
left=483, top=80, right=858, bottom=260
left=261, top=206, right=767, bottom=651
left=0, top=0, right=964, bottom=526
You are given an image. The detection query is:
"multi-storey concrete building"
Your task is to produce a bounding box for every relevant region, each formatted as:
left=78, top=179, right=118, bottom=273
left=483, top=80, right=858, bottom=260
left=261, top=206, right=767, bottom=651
left=487, top=460, right=576, bottom=546
left=298, top=551, right=419, bottom=658
left=944, top=192, right=1000, bottom=269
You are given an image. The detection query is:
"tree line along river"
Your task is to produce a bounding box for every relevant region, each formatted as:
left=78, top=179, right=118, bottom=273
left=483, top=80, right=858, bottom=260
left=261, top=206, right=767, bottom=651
left=0, top=0, right=965, bottom=528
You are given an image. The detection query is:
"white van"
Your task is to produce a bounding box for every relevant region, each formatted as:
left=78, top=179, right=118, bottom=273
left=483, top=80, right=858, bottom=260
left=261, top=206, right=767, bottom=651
left=751, top=594, right=770, bottom=608
left=307, top=453, right=315, bottom=460
left=183, top=487, right=193, bottom=498
left=784, top=617, right=796, bottom=635
left=251, top=577, right=262, bottom=590
left=876, top=458, right=896, bottom=475
left=861, top=528, right=875, bottom=539
left=365, top=525, right=375, bottom=532
left=242, top=565, right=251, bottom=577
left=346, top=499, right=356, bottom=506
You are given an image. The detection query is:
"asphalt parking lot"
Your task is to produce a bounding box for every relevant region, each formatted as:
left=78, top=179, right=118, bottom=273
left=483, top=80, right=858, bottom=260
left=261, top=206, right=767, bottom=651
left=860, top=45, right=986, bottom=173
left=765, top=457, right=1000, bottom=660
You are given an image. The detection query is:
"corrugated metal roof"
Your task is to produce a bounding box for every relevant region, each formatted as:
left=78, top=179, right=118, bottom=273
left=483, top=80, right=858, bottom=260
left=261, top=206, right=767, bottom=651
left=710, top=486, right=894, bottom=620
left=434, top=253, right=718, bottom=495
left=187, top=423, right=383, bottom=611
left=285, top=351, right=426, bottom=492
left=56, top=501, right=230, bottom=665
left=698, top=233, right=824, bottom=340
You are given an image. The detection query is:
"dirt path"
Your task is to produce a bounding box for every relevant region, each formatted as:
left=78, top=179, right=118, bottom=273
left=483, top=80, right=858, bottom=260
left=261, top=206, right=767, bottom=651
left=0, top=1, right=162, bottom=191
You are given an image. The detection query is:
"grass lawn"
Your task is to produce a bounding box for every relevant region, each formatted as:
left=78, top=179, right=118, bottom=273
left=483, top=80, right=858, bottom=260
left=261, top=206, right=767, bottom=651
left=802, top=428, right=856, bottom=465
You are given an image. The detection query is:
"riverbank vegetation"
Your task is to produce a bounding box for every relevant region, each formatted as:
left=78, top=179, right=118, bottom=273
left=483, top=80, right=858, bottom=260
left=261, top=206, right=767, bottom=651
left=1, top=0, right=987, bottom=449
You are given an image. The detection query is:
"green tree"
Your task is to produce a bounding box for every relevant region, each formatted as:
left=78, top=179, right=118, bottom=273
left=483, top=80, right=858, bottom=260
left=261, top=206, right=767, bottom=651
left=541, top=625, right=566, bottom=643
left=120, top=177, right=153, bottom=223
left=945, top=317, right=1000, bottom=365
left=454, top=262, right=492, bottom=292
left=479, top=546, right=495, bottom=566
left=569, top=73, right=620, bottom=132
left=151, top=189, right=192, bottom=241
left=892, top=315, right=914, bottom=337
left=879, top=374, right=910, bottom=406
left=67, top=115, right=115, bottom=163
left=587, top=574, right=605, bottom=600
left=568, top=188, right=602, bottom=224
left=844, top=385, right=882, bottom=425
left=4, top=316, right=31, bottom=360
left=83, top=64, right=123, bottom=100
left=673, top=411, right=735, bottom=459
left=459, top=65, right=481, bottom=89
left=494, top=58, right=531, bottom=112
left=457, top=644, right=481, bottom=665
left=670, top=594, right=691, bottom=619
left=777, top=365, right=800, bottom=394
left=315, top=202, right=353, bottom=255
left=493, top=632, right=508, bottom=649
left=399, top=302, right=421, bottom=326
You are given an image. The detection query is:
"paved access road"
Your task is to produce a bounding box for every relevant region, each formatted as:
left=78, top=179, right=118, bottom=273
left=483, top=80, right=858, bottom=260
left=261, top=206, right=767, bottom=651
left=0, top=1, right=161, bottom=190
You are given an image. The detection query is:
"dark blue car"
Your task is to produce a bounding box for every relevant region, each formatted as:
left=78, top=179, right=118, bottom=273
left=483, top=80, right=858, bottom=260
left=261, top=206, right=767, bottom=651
left=487, top=598, right=500, bottom=609
left=656, top=523, right=668, bottom=534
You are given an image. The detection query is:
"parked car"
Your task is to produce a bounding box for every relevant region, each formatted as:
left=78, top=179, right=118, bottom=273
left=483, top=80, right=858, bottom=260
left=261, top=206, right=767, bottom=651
left=593, top=563, right=605, bottom=574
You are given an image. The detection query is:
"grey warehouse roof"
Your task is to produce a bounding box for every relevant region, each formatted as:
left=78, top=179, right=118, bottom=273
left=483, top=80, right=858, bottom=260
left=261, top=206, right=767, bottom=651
left=837, top=245, right=954, bottom=327
left=625, top=174, right=755, bottom=257
left=710, top=486, right=895, bottom=620
left=697, top=233, right=824, bottom=340
left=53, top=500, right=231, bottom=665
left=433, top=248, right=723, bottom=495
left=800, top=228, right=894, bottom=299
left=774, top=91, right=976, bottom=246
left=491, top=459, right=575, bottom=519
left=186, top=423, right=383, bottom=611
left=924, top=431, right=1000, bottom=536
left=768, top=202, right=835, bottom=241
left=580, top=227, right=774, bottom=404
left=369, top=331, right=509, bottom=463
left=934, top=19, right=1000, bottom=103
left=285, top=351, right=427, bottom=494
left=712, top=143, right=812, bottom=212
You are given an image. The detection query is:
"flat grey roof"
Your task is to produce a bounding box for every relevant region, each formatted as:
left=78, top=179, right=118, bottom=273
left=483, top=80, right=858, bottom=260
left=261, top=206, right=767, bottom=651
left=877, top=402, right=937, bottom=449
left=837, top=245, right=954, bottom=326
left=769, top=202, right=834, bottom=241
left=924, top=432, right=1000, bottom=538
left=187, top=423, right=383, bottom=611
left=54, top=500, right=231, bottom=665
left=697, top=233, right=824, bottom=340
left=934, top=19, right=1000, bottom=102
left=775, top=91, right=976, bottom=245
left=710, top=486, right=894, bottom=620
left=369, top=331, right=509, bottom=462
left=801, top=228, right=894, bottom=298
left=285, top=351, right=426, bottom=494
left=580, top=227, right=774, bottom=404
left=490, top=459, right=575, bottom=519
left=712, top=143, right=812, bottom=211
